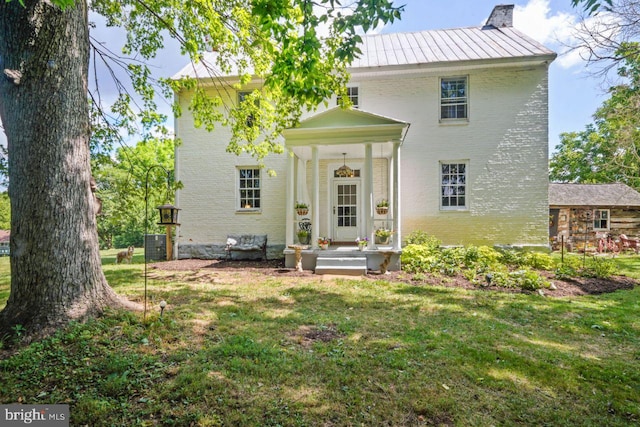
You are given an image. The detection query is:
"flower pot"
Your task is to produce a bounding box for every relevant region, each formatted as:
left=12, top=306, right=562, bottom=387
left=375, top=236, right=390, bottom=245
left=358, top=245, right=366, bottom=252
left=296, top=208, right=308, bottom=216
left=319, top=243, right=328, bottom=250
left=376, top=207, right=388, bottom=215
left=297, top=233, right=311, bottom=245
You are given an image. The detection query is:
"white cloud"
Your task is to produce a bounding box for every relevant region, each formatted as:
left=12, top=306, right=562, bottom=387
left=515, top=0, right=575, bottom=45
left=514, top=0, right=621, bottom=70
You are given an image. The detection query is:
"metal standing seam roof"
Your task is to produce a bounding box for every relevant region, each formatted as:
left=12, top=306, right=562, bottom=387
left=549, top=183, right=640, bottom=207
left=172, top=25, right=556, bottom=80
left=350, top=26, right=555, bottom=69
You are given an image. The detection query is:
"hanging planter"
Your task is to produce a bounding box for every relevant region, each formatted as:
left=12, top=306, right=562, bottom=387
left=295, top=201, right=309, bottom=216
left=376, top=200, right=389, bottom=215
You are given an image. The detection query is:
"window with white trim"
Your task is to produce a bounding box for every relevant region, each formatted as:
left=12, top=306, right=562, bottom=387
left=337, top=86, right=359, bottom=108
left=440, top=161, right=467, bottom=210
left=440, top=77, right=468, bottom=120
left=238, top=167, right=260, bottom=210
left=593, top=209, right=609, bottom=230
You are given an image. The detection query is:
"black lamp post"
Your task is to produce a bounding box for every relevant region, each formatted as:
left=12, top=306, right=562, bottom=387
left=144, top=165, right=179, bottom=319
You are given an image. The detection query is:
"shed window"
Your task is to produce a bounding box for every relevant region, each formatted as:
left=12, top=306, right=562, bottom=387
left=593, top=209, right=609, bottom=230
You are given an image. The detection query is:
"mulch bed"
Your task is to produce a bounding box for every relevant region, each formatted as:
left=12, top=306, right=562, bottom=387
left=150, top=258, right=639, bottom=298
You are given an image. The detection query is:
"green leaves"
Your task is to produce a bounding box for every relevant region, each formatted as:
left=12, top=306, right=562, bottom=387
left=89, top=0, right=404, bottom=163
left=571, top=0, right=613, bottom=15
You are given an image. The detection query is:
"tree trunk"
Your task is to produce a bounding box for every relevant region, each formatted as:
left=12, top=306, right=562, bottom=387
left=0, top=0, right=134, bottom=338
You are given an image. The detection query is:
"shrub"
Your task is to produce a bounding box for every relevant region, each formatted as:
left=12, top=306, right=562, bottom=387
left=554, top=263, right=577, bottom=280
left=582, top=257, right=618, bottom=279
left=523, top=252, right=556, bottom=271
left=404, top=231, right=441, bottom=248
left=554, top=255, right=618, bottom=279
left=401, top=244, right=440, bottom=274
left=485, top=269, right=550, bottom=290
left=464, top=245, right=502, bottom=271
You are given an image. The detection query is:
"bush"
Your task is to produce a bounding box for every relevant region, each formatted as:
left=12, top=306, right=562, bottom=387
left=399, top=232, right=557, bottom=290
left=496, top=248, right=555, bottom=270
left=523, top=252, right=556, bottom=270
left=554, top=255, right=618, bottom=280
left=486, top=269, right=550, bottom=290
left=401, top=244, right=440, bottom=274
left=497, top=248, right=526, bottom=267
left=404, top=231, right=441, bottom=248
left=582, top=257, right=617, bottom=279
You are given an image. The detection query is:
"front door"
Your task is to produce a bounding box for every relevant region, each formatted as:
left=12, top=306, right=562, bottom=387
left=333, top=180, right=360, bottom=241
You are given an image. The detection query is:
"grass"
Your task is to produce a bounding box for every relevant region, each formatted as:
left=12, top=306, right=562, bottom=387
left=0, top=251, right=639, bottom=425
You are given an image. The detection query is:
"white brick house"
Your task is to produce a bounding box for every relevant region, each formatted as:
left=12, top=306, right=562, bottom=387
left=173, top=5, right=556, bottom=269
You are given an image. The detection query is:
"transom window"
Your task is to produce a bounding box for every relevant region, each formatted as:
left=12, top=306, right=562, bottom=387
left=337, top=86, right=359, bottom=108
left=238, top=167, right=260, bottom=210
left=593, top=209, right=609, bottom=230
left=440, top=77, right=468, bottom=120
left=440, top=162, right=467, bottom=210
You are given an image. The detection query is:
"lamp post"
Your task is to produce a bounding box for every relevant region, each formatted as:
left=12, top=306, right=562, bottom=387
left=144, top=165, right=179, bottom=319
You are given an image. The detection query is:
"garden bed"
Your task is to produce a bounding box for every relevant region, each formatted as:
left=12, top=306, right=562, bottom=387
left=150, top=258, right=638, bottom=298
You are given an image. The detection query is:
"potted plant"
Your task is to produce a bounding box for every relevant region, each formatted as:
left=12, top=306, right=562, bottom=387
left=376, top=199, right=389, bottom=215
left=295, top=201, right=309, bottom=216
left=318, top=237, right=330, bottom=250
left=297, top=219, right=311, bottom=245
left=355, top=236, right=369, bottom=251
left=375, top=228, right=392, bottom=245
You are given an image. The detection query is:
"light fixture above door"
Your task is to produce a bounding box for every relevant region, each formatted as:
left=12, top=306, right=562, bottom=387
left=335, top=153, right=354, bottom=178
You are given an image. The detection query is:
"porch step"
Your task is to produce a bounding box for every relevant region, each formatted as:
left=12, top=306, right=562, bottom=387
left=315, top=256, right=367, bottom=276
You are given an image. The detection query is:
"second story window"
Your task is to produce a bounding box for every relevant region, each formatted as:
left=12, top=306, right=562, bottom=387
left=337, top=86, right=359, bottom=108
left=440, top=77, right=468, bottom=121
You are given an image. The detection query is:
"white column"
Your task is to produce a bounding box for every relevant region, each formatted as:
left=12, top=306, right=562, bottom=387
left=365, top=143, right=373, bottom=247
left=286, top=150, right=295, bottom=246
left=392, top=141, right=401, bottom=250
left=312, top=146, right=320, bottom=248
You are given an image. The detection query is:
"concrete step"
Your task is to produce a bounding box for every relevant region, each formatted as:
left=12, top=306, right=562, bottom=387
left=315, top=256, right=367, bottom=276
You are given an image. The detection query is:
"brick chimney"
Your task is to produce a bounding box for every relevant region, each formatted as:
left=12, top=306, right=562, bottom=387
left=485, top=4, right=514, bottom=28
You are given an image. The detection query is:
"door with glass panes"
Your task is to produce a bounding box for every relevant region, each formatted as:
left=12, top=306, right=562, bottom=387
left=333, top=180, right=360, bottom=241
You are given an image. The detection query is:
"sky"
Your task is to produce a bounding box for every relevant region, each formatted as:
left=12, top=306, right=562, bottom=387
left=129, top=0, right=608, bottom=155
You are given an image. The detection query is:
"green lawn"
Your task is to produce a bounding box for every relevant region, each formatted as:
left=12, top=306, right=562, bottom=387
left=0, top=251, right=639, bottom=426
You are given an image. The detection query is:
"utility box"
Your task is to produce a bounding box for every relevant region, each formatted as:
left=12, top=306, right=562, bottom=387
left=145, top=234, right=166, bottom=261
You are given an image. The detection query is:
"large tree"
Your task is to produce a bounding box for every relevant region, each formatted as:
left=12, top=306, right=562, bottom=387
left=0, top=0, right=131, bottom=337
left=0, top=0, right=402, bottom=338
left=550, top=42, right=640, bottom=188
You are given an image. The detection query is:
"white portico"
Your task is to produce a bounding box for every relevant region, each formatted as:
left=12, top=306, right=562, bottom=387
left=283, top=107, right=409, bottom=256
